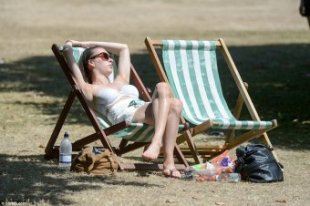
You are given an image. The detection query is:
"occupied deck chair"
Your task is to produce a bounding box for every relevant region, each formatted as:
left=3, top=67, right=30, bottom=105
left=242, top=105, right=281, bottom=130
left=145, top=37, right=279, bottom=162
left=45, top=44, right=189, bottom=170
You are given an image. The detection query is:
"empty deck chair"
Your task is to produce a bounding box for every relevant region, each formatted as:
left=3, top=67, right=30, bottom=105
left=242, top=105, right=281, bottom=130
left=145, top=37, right=278, bottom=162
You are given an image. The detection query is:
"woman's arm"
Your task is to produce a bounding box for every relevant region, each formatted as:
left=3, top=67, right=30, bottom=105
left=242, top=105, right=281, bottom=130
left=62, top=42, right=88, bottom=87
left=66, top=40, right=131, bottom=84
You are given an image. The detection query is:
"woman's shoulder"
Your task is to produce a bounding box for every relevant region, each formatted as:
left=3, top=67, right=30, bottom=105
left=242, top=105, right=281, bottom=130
left=78, top=83, right=98, bottom=101
left=114, top=73, right=130, bottom=84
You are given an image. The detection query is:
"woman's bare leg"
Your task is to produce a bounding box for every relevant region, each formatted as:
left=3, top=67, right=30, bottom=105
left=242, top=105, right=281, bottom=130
left=162, top=98, right=183, bottom=178
left=132, top=83, right=183, bottom=178
left=142, top=83, right=171, bottom=160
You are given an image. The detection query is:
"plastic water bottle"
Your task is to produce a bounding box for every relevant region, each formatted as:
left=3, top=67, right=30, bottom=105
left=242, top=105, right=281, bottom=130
left=59, top=132, right=72, bottom=169
left=216, top=173, right=241, bottom=182
left=228, top=173, right=241, bottom=183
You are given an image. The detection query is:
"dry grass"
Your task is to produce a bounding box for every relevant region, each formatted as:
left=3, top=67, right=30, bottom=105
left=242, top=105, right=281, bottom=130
left=0, top=0, right=310, bottom=205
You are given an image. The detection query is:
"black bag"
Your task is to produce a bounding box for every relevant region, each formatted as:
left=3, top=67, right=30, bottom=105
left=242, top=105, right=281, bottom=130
left=300, top=0, right=310, bottom=16
left=234, top=144, right=284, bottom=183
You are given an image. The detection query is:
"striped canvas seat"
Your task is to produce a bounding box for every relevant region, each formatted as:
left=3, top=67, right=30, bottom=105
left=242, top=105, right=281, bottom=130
left=162, top=40, right=274, bottom=130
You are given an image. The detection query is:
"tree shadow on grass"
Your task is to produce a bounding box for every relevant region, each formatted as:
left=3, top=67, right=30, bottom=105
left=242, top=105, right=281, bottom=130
left=0, top=154, right=161, bottom=205
left=0, top=43, right=309, bottom=150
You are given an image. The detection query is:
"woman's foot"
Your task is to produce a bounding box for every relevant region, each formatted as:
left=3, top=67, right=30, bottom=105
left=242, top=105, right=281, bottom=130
left=163, top=167, right=181, bottom=179
left=142, top=142, right=161, bottom=161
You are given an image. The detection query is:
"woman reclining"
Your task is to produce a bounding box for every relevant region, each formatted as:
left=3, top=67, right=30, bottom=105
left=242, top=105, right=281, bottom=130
left=63, top=40, right=183, bottom=178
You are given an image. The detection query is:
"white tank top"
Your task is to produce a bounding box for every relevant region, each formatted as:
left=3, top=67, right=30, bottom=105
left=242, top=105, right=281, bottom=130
left=95, top=85, right=139, bottom=114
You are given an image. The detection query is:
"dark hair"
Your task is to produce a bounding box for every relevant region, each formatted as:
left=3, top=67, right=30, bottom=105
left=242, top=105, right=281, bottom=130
left=81, top=46, right=102, bottom=84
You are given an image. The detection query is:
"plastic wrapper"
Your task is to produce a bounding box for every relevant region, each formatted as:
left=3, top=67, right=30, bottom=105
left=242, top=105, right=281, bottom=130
left=188, top=150, right=237, bottom=182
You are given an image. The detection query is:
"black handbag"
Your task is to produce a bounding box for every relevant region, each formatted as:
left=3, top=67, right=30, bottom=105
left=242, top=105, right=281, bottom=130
left=234, top=144, right=284, bottom=183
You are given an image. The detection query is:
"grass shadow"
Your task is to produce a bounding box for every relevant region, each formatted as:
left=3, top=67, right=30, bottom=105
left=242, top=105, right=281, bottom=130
left=0, top=154, right=161, bottom=205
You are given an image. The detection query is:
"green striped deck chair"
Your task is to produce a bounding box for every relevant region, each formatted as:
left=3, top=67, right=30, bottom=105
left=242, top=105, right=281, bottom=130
left=45, top=43, right=188, bottom=170
left=145, top=37, right=278, bottom=162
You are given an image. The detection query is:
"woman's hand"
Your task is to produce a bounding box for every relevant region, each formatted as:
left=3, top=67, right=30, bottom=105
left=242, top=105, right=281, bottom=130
left=63, top=44, right=72, bottom=52
left=62, top=41, right=87, bottom=87
left=64, top=40, right=73, bottom=47
left=64, top=40, right=89, bottom=48
left=62, top=44, right=74, bottom=64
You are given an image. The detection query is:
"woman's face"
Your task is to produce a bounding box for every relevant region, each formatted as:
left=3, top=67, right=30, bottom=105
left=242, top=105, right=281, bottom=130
left=88, top=47, right=113, bottom=77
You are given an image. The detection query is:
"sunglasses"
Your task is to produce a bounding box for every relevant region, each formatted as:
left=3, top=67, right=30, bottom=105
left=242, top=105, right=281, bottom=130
left=89, top=51, right=110, bottom=61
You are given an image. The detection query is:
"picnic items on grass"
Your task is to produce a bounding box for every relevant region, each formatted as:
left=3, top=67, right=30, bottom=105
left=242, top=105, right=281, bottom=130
left=188, top=150, right=237, bottom=182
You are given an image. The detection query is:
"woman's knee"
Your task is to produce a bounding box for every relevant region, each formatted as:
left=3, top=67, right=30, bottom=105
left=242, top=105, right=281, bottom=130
left=170, top=98, right=183, bottom=115
left=155, top=82, right=172, bottom=97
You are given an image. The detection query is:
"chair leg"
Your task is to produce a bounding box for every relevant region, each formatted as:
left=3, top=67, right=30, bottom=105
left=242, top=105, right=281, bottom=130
left=226, top=82, right=248, bottom=146
left=45, top=91, right=76, bottom=158
left=115, top=142, right=149, bottom=156
left=259, top=132, right=280, bottom=163
left=176, top=130, right=200, bottom=164
left=72, top=132, right=99, bottom=151
left=174, top=144, right=189, bottom=167
left=119, top=139, right=129, bottom=150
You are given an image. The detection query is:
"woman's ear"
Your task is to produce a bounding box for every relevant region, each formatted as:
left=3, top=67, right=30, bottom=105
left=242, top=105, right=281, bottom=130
left=87, top=60, right=95, bottom=70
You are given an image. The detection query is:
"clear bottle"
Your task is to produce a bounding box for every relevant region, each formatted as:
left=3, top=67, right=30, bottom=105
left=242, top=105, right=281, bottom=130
left=59, top=132, right=72, bottom=169
left=228, top=173, right=241, bottom=183
left=216, top=173, right=241, bottom=182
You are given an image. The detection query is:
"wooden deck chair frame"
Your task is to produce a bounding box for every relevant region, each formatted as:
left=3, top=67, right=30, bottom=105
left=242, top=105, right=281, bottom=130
left=145, top=37, right=279, bottom=162
left=44, top=43, right=189, bottom=171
